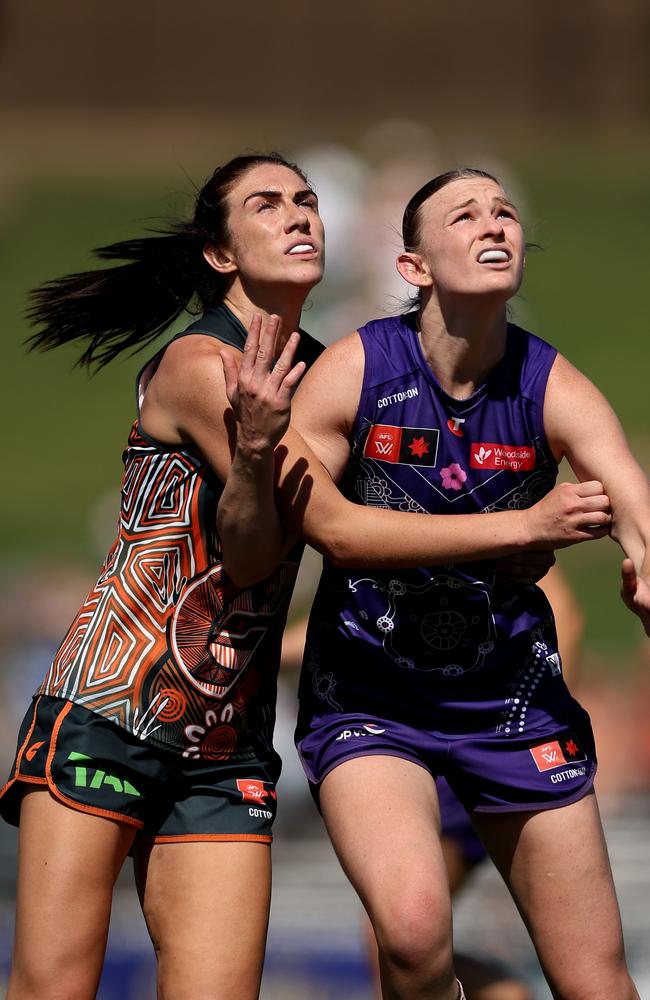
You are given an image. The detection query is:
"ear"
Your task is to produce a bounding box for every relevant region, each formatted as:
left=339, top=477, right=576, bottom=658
left=396, top=251, right=433, bottom=288
left=203, top=244, right=238, bottom=276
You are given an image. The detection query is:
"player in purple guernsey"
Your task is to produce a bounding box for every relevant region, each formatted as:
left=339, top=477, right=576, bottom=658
left=222, top=167, right=649, bottom=1000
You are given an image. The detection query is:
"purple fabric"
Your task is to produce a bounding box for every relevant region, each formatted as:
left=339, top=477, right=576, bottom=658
left=296, top=315, right=595, bottom=807
left=296, top=709, right=596, bottom=812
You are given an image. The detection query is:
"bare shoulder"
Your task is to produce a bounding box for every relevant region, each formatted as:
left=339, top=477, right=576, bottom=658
left=296, top=331, right=363, bottom=399
left=545, top=353, right=618, bottom=424
left=315, top=331, right=364, bottom=371
left=545, top=352, right=629, bottom=470
left=294, top=331, right=364, bottom=428
left=142, top=334, right=237, bottom=443
left=155, top=335, right=237, bottom=398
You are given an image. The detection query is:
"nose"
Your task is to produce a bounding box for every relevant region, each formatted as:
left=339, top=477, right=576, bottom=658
left=480, top=213, right=505, bottom=240
left=285, top=202, right=310, bottom=232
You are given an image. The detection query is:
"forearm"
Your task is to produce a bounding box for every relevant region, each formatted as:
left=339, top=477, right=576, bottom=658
left=609, top=479, right=650, bottom=575
left=278, top=444, right=609, bottom=567
left=217, top=443, right=285, bottom=587
left=303, top=503, right=533, bottom=568
left=217, top=316, right=307, bottom=588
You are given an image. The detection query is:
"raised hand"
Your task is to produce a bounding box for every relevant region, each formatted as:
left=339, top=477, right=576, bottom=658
left=220, top=313, right=306, bottom=455
left=525, top=480, right=611, bottom=549
left=620, top=558, right=650, bottom=636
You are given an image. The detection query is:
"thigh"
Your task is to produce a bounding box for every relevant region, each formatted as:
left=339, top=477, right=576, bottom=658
left=9, top=788, right=135, bottom=1000
left=133, top=839, right=272, bottom=1000
left=473, top=794, right=638, bottom=1000
left=320, top=756, right=452, bottom=947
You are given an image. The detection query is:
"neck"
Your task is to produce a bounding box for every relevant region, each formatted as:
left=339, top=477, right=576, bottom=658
left=417, top=291, right=509, bottom=398
left=223, top=282, right=308, bottom=354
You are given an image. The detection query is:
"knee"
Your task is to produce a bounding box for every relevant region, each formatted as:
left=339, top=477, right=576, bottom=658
left=374, top=895, right=453, bottom=982
left=9, top=966, right=98, bottom=1000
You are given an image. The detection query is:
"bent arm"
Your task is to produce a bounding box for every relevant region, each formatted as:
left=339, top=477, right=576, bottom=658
left=219, top=332, right=612, bottom=587
left=140, top=332, right=287, bottom=579
left=544, top=354, right=650, bottom=634
left=216, top=315, right=306, bottom=582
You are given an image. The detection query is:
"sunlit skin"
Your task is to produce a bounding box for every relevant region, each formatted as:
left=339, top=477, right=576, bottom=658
left=397, top=178, right=526, bottom=396
left=203, top=163, right=325, bottom=351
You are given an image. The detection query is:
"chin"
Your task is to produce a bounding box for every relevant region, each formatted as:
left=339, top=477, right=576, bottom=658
left=293, top=265, right=324, bottom=288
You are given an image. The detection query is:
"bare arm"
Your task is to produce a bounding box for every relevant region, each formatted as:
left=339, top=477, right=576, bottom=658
left=139, top=330, right=289, bottom=577
left=544, top=354, right=650, bottom=635
left=217, top=315, right=307, bottom=581
left=218, top=327, right=612, bottom=587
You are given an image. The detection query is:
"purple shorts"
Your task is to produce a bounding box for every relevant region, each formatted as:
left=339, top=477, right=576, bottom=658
left=296, top=706, right=597, bottom=814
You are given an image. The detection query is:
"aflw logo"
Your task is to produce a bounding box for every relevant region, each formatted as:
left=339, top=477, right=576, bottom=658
left=470, top=442, right=535, bottom=472
left=363, top=424, right=439, bottom=467
left=529, top=734, right=586, bottom=772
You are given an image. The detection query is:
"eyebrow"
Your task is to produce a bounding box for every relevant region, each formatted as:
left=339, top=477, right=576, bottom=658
left=243, top=188, right=317, bottom=206
left=446, top=196, right=517, bottom=218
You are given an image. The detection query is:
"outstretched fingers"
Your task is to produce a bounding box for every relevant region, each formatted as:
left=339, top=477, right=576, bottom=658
left=268, top=331, right=306, bottom=400
left=223, top=313, right=306, bottom=454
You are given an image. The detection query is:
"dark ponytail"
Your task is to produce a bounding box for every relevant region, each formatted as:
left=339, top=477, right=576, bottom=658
left=26, top=152, right=309, bottom=370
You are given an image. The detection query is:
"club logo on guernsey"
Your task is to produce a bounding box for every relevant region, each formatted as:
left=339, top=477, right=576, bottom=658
left=25, top=740, right=45, bottom=762
left=528, top=734, right=587, bottom=772
left=470, top=443, right=536, bottom=472
left=364, top=424, right=439, bottom=466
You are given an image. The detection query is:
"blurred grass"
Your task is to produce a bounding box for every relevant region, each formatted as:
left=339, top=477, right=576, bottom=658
left=511, top=146, right=650, bottom=661
left=0, top=141, right=648, bottom=658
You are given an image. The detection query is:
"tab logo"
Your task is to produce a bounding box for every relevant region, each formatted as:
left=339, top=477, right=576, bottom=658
left=364, top=424, right=439, bottom=466
left=529, top=734, right=587, bottom=772
left=470, top=443, right=535, bottom=472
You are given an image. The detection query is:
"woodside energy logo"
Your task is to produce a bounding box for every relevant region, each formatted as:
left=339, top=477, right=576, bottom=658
left=470, top=443, right=536, bottom=472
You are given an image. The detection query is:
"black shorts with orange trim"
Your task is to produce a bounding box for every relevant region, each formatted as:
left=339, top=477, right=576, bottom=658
left=0, top=695, right=280, bottom=843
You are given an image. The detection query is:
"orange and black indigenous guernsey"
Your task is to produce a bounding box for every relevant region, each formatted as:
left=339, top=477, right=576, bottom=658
left=38, top=306, right=324, bottom=759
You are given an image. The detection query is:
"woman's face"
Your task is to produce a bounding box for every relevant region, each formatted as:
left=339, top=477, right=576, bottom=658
left=408, top=177, right=525, bottom=301
left=217, top=163, right=324, bottom=293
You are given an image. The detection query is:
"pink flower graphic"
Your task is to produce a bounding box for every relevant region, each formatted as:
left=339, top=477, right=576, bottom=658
left=440, top=462, right=467, bottom=491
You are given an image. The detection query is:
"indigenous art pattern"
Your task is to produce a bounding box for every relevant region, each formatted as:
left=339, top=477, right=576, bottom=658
left=39, top=423, right=298, bottom=757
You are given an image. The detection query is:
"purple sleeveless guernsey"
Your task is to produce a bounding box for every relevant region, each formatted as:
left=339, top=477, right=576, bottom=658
left=296, top=314, right=596, bottom=809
